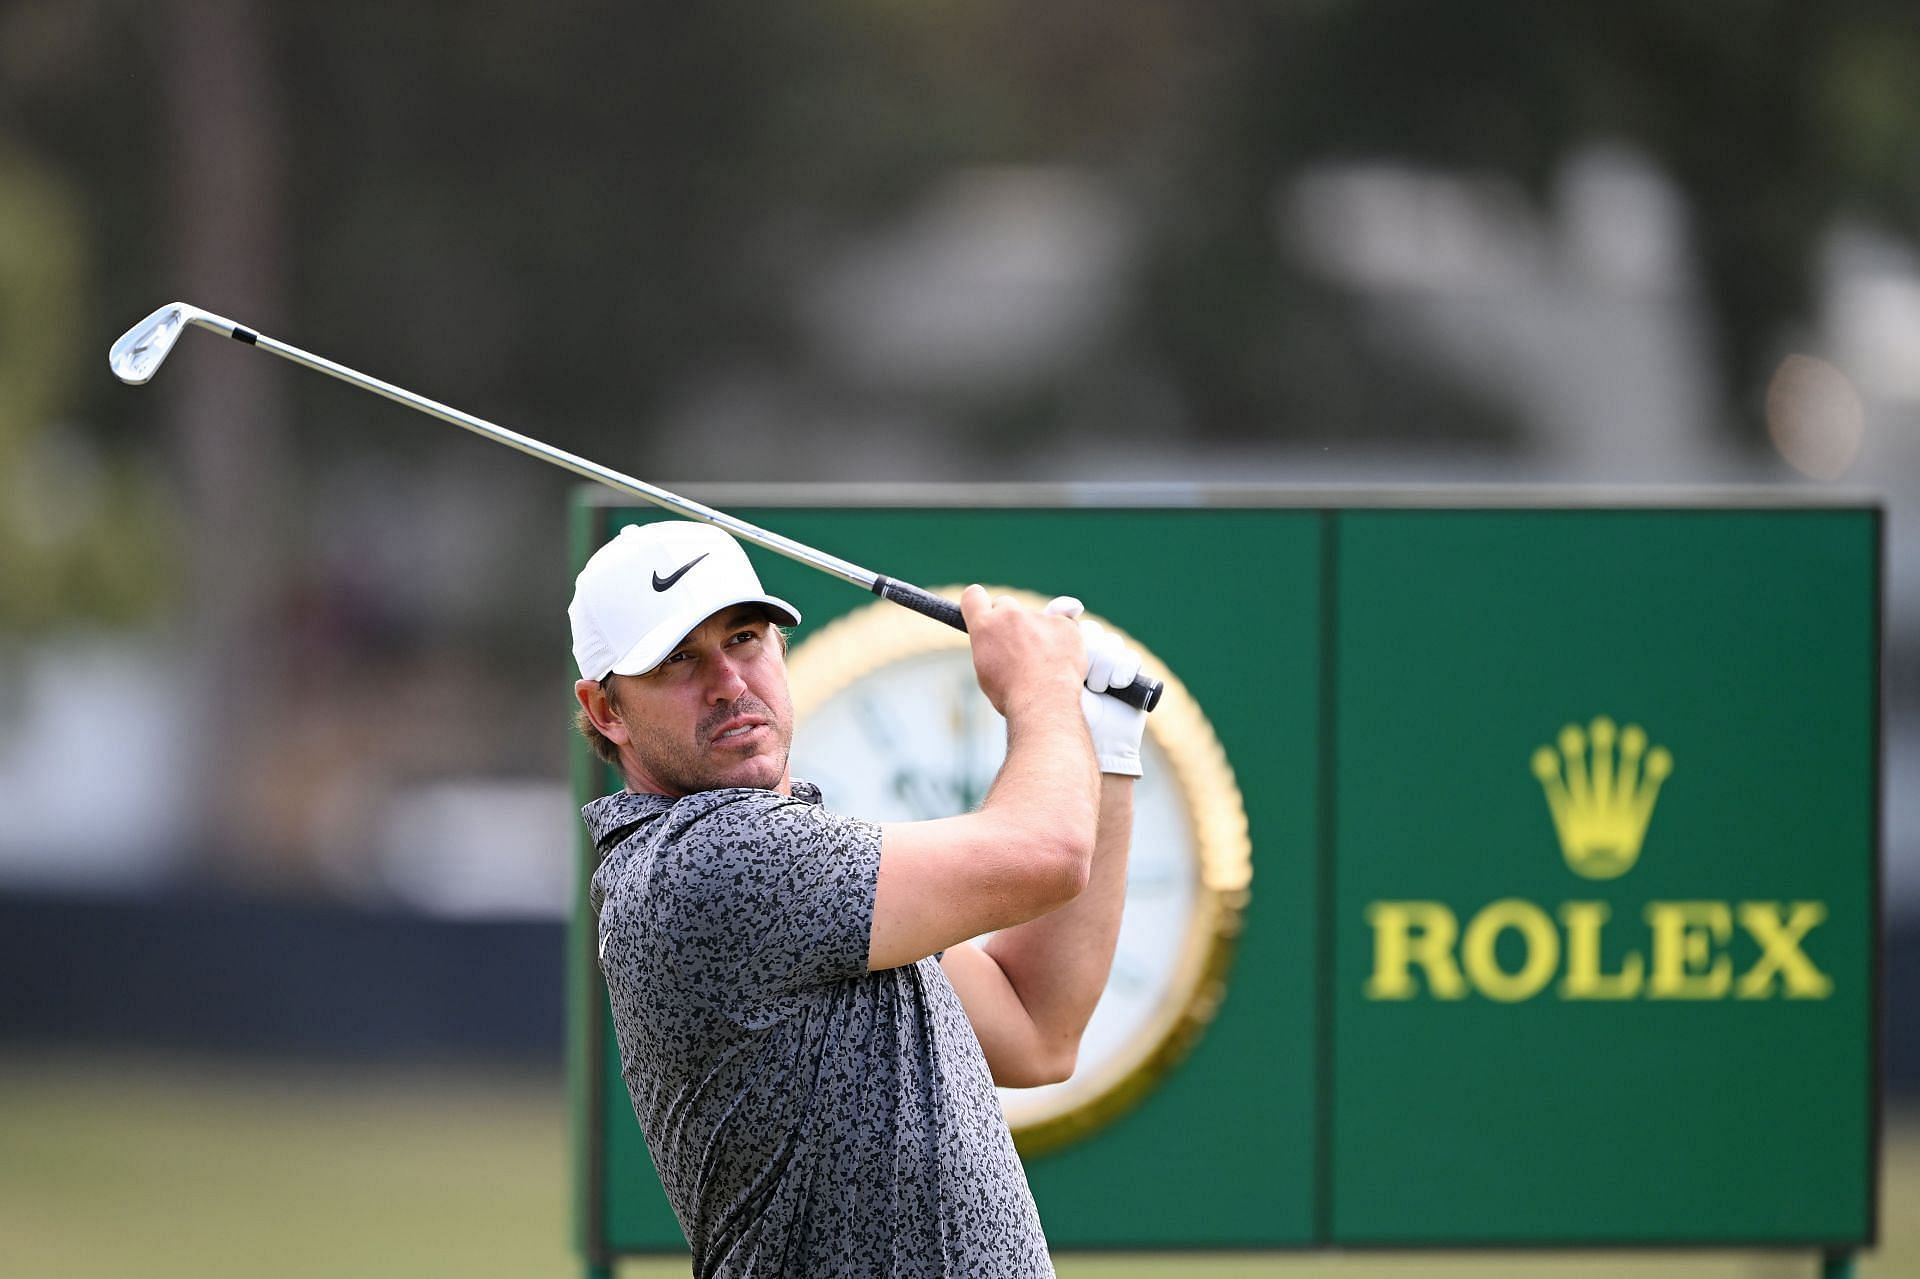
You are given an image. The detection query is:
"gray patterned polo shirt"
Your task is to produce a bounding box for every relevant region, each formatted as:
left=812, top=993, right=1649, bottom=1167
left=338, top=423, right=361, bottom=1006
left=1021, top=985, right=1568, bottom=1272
left=584, top=781, right=1053, bottom=1278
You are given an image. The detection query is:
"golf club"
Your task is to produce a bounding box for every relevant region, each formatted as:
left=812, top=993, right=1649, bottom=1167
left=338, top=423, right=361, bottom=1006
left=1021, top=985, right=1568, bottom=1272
left=109, top=302, right=1163, bottom=711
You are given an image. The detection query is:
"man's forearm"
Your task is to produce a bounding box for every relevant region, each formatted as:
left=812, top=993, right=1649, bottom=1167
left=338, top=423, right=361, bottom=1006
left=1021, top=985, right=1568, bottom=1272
left=978, top=776, right=1134, bottom=1066
left=988, top=693, right=1100, bottom=827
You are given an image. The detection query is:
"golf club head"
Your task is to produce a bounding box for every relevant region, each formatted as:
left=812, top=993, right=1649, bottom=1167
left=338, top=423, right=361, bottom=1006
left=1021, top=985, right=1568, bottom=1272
left=108, top=303, right=220, bottom=385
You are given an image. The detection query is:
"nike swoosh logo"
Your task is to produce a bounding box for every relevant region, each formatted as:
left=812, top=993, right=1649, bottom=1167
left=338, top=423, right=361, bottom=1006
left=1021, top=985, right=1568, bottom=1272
left=652, top=553, right=708, bottom=592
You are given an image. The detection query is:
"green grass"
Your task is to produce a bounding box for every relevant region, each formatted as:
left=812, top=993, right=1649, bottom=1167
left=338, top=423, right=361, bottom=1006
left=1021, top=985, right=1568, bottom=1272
left=0, top=1052, right=1911, bottom=1278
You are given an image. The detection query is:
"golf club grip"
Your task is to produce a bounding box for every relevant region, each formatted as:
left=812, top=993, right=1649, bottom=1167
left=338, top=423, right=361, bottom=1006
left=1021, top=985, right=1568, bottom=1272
left=871, top=577, right=1164, bottom=712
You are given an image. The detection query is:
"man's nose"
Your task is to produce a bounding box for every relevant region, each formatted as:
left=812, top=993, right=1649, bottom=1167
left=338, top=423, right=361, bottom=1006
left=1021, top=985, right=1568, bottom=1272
left=704, top=651, right=749, bottom=701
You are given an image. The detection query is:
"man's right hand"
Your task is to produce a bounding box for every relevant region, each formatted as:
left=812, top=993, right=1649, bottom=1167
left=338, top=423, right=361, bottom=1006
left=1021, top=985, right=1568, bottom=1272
left=959, top=584, right=1086, bottom=719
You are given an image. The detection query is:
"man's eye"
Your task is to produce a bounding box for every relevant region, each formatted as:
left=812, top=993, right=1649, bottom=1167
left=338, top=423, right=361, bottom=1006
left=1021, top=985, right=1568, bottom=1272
left=664, top=650, right=694, bottom=665
left=730, top=630, right=759, bottom=645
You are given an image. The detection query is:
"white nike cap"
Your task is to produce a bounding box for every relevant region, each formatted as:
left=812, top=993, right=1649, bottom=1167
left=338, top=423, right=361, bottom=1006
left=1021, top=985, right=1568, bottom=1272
left=569, top=521, right=801, bottom=681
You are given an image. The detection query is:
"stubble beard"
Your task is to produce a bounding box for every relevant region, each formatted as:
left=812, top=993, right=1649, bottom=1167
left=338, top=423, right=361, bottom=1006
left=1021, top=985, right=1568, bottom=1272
left=631, top=693, right=793, bottom=796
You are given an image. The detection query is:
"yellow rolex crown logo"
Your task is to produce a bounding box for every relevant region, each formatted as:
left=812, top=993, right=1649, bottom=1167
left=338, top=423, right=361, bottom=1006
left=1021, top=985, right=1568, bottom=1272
left=1531, top=716, right=1672, bottom=880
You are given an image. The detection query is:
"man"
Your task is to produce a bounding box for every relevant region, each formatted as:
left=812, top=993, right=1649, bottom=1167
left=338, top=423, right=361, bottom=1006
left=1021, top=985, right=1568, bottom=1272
left=570, top=519, right=1145, bottom=1277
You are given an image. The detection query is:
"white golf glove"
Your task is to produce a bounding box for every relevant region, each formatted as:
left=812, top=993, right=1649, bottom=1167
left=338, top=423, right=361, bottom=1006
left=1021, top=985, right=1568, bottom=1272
left=1045, top=597, right=1147, bottom=778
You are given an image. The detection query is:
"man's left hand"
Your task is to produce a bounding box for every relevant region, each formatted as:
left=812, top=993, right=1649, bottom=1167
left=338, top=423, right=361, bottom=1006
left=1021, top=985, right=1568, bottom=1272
left=1044, top=597, right=1148, bottom=778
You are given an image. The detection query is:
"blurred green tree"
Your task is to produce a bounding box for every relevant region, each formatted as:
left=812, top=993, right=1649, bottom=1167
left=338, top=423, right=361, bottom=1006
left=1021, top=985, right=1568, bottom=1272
left=0, top=141, right=179, bottom=633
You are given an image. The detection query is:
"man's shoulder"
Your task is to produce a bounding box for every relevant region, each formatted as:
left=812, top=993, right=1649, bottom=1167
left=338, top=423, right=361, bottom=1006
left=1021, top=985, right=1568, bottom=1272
left=584, top=780, right=831, bottom=844
left=581, top=790, right=668, bottom=853
left=591, top=780, right=884, bottom=1004
left=583, top=785, right=852, bottom=891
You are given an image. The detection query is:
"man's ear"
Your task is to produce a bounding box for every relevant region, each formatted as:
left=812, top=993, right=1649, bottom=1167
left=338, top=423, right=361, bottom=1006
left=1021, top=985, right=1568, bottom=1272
left=575, top=679, right=632, bottom=745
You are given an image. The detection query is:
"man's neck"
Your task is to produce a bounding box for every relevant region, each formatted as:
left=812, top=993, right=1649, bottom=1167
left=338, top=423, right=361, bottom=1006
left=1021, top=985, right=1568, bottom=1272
left=621, top=774, right=793, bottom=798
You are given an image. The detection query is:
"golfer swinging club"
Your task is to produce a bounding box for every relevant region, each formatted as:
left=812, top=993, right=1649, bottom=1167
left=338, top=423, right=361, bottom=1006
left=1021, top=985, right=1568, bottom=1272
left=571, top=520, right=1145, bottom=1276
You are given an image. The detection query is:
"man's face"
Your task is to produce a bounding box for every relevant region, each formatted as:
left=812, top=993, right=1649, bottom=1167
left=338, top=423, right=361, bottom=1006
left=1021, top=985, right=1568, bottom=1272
left=609, top=605, right=795, bottom=797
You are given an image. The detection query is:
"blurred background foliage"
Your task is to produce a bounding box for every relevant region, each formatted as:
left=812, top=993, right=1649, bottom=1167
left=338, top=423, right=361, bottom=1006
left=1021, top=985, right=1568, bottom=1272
left=8, top=0, right=1916, bottom=463
left=0, top=140, right=178, bottom=632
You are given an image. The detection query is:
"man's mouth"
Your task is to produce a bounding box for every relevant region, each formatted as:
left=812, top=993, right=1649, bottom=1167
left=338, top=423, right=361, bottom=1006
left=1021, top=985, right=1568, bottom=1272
left=710, top=718, right=767, bottom=744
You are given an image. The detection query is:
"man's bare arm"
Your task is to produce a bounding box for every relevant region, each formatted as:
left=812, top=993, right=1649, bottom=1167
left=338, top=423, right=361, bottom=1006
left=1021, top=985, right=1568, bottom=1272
left=866, top=587, right=1101, bottom=974
left=867, top=710, right=1099, bottom=971
left=941, top=776, right=1133, bottom=1086
left=869, top=593, right=1145, bottom=1086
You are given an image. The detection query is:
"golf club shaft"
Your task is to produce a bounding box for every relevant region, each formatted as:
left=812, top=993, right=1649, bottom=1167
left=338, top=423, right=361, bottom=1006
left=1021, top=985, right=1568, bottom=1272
left=218, top=318, right=875, bottom=589
left=161, top=311, right=1164, bottom=711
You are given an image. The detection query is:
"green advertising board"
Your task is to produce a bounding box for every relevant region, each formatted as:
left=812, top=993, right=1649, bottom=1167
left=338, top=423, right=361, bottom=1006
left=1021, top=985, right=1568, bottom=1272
left=569, top=490, right=1879, bottom=1270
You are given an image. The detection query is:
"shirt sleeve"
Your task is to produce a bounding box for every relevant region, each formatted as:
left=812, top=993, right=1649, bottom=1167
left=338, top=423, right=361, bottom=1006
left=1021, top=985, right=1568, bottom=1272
left=644, top=789, right=881, bottom=1012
